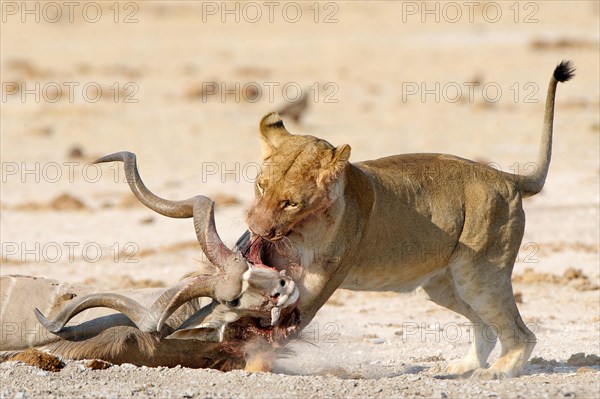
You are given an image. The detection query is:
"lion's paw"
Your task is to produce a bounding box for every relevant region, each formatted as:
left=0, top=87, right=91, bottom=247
left=445, top=359, right=478, bottom=375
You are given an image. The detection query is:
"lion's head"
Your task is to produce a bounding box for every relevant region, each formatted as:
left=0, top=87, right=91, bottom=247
left=246, top=113, right=351, bottom=241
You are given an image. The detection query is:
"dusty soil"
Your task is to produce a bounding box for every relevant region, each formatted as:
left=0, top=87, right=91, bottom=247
left=1, top=1, right=599, bottom=398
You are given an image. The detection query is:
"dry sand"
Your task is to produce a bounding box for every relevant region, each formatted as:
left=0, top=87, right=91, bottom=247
left=1, top=1, right=599, bottom=398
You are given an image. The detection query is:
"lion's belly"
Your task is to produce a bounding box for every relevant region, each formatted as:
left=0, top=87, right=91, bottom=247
left=339, top=257, right=448, bottom=292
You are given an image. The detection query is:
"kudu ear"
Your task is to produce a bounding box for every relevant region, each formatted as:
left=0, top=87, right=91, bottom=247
left=318, top=144, right=351, bottom=187
left=190, top=261, right=218, bottom=276
left=165, top=301, right=235, bottom=342
left=259, top=112, right=291, bottom=159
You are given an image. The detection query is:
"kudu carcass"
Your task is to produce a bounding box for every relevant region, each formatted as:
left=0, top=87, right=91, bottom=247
left=0, top=152, right=300, bottom=370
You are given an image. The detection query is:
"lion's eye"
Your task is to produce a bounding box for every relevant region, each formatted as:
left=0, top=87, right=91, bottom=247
left=257, top=181, right=265, bottom=194
left=282, top=200, right=299, bottom=209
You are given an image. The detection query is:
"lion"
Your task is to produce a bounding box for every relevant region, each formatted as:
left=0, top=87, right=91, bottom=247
left=240, top=61, right=574, bottom=379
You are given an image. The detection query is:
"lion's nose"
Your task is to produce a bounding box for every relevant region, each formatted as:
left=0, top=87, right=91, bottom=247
left=247, top=216, right=276, bottom=238
left=253, top=227, right=277, bottom=240
left=248, top=226, right=268, bottom=238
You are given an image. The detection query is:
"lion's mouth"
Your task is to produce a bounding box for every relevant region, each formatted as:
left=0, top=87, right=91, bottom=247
left=237, top=231, right=300, bottom=325
left=241, top=234, right=273, bottom=269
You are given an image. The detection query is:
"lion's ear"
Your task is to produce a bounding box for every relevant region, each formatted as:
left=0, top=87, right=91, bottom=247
left=332, top=144, right=351, bottom=168
left=259, top=112, right=291, bottom=159
left=318, top=144, right=351, bottom=187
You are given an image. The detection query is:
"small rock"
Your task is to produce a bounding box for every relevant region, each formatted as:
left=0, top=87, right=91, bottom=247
left=567, top=353, right=600, bottom=367
left=421, top=355, right=445, bottom=362
left=139, top=216, right=154, bottom=224
left=50, top=193, right=86, bottom=211
left=514, top=291, right=523, bottom=303
left=530, top=356, right=559, bottom=367
left=562, top=267, right=583, bottom=281
left=68, top=146, right=84, bottom=159
left=86, top=359, right=112, bottom=370
left=576, top=367, right=595, bottom=373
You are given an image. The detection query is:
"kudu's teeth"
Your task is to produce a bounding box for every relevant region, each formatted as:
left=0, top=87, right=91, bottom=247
left=270, top=306, right=281, bottom=326
left=278, top=294, right=289, bottom=306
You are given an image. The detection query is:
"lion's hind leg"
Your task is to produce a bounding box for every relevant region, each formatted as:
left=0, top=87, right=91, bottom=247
left=449, top=254, right=536, bottom=379
left=446, top=184, right=537, bottom=379
left=419, top=269, right=497, bottom=376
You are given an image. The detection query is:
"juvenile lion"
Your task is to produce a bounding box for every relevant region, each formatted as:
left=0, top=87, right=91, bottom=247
left=242, top=61, right=574, bottom=378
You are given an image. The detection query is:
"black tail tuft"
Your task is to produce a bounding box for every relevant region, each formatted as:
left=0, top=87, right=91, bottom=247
left=554, top=60, right=575, bottom=82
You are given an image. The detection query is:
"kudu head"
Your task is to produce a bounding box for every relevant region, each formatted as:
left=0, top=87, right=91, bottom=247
left=35, top=151, right=299, bottom=343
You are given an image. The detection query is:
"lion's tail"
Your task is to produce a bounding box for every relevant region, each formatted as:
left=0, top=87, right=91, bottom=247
left=514, top=60, right=575, bottom=198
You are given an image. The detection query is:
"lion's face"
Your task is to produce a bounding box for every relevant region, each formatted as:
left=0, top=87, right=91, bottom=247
left=246, top=113, right=351, bottom=241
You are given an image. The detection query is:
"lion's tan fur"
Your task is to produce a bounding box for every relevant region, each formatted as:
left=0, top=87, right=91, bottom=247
left=246, top=64, right=573, bottom=378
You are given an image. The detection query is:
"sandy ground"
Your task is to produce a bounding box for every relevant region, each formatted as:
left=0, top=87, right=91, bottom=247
left=1, top=1, right=599, bottom=398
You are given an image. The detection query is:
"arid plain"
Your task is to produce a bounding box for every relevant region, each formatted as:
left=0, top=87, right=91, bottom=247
left=1, top=1, right=599, bottom=397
